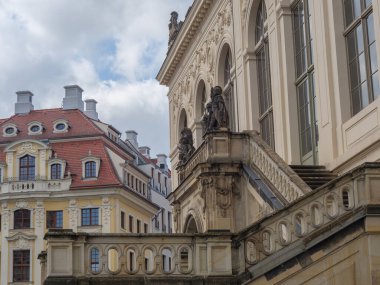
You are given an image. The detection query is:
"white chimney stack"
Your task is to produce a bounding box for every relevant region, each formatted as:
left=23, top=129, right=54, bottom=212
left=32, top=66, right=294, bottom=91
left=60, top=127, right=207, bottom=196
left=62, top=85, right=84, bottom=111
left=157, top=154, right=168, bottom=170
left=15, top=91, right=34, bottom=114
left=125, top=130, right=138, bottom=149
left=84, top=99, right=98, bottom=120
left=139, top=146, right=151, bottom=159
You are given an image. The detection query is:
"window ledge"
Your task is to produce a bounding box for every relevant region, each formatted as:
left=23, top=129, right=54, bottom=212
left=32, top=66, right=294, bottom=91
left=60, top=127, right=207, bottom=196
left=78, top=225, right=102, bottom=233
left=82, top=177, right=98, bottom=181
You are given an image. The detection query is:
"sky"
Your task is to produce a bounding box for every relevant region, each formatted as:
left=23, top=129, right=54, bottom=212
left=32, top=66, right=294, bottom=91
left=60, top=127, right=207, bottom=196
left=0, top=0, right=193, bottom=157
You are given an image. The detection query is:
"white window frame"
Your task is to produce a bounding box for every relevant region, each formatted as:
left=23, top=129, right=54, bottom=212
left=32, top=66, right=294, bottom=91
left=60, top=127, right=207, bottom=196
left=81, top=156, right=101, bottom=180
left=27, top=121, right=44, bottom=135
left=53, top=119, right=69, bottom=133
left=3, top=123, right=18, bottom=137
left=47, top=159, right=66, bottom=180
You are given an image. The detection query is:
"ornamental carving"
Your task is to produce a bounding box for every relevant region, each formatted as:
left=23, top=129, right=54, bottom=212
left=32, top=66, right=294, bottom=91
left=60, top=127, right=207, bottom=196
left=16, top=237, right=29, bottom=249
left=199, top=177, right=213, bottom=214
left=68, top=199, right=78, bottom=229
left=171, top=2, right=233, bottom=128
left=15, top=201, right=28, bottom=209
left=1, top=202, right=9, bottom=231
left=18, top=143, right=37, bottom=154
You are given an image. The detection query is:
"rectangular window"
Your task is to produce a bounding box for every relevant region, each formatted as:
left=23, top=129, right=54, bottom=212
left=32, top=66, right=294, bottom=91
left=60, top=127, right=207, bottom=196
left=137, top=219, right=141, bottom=233
left=127, top=173, right=130, bottom=186
left=121, top=211, right=125, bottom=229
left=129, top=215, right=133, bottom=233
left=344, top=0, right=379, bottom=115
left=14, top=209, right=31, bottom=229
left=81, top=208, right=99, bottom=226
left=19, top=155, right=35, bottom=181
left=51, top=164, right=62, bottom=179
left=46, top=211, right=63, bottom=228
left=84, top=161, right=97, bottom=178
left=144, top=223, right=148, bottom=233
left=13, top=250, right=30, bottom=282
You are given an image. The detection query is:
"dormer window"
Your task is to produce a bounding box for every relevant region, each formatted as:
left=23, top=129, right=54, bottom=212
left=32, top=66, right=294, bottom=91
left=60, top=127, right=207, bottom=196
left=51, top=164, right=62, bottom=179
left=82, top=154, right=100, bottom=180
left=53, top=120, right=69, bottom=133
left=47, top=158, right=66, bottom=180
left=3, top=124, right=17, bottom=137
left=85, top=161, right=96, bottom=178
left=19, top=155, right=35, bottom=181
left=27, top=121, right=43, bottom=135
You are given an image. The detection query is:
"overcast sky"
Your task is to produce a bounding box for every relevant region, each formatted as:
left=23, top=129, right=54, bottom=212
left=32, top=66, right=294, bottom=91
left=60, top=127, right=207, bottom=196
left=0, top=0, right=192, bottom=157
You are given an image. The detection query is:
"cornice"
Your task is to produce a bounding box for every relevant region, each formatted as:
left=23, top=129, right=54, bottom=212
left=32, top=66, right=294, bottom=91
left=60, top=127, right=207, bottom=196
left=156, top=0, right=213, bottom=86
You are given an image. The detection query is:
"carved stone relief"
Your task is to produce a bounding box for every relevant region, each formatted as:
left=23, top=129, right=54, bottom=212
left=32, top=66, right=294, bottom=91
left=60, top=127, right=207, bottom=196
left=68, top=199, right=78, bottom=229
left=35, top=201, right=45, bottom=227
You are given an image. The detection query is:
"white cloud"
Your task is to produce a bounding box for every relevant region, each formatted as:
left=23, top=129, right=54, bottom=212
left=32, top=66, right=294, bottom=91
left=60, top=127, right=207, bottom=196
left=0, top=0, right=193, bottom=156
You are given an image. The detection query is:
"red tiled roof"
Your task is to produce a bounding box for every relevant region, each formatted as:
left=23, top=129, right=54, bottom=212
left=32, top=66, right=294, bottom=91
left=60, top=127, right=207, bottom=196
left=52, top=140, right=122, bottom=189
left=0, top=108, right=103, bottom=143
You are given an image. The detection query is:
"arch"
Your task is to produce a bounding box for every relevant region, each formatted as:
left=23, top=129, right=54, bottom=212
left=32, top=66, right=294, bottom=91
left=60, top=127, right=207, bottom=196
left=183, top=214, right=199, bottom=234
left=194, top=79, right=208, bottom=120
left=178, top=108, right=188, bottom=140
left=216, top=41, right=236, bottom=131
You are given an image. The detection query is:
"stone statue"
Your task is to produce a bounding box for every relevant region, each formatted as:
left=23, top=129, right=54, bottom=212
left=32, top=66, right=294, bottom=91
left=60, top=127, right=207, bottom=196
left=168, top=11, right=183, bottom=48
left=178, top=127, right=195, bottom=166
left=203, top=86, right=229, bottom=132
left=201, top=102, right=213, bottom=135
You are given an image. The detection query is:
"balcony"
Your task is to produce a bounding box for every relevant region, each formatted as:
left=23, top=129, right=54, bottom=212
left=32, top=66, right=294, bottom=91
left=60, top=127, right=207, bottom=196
left=0, top=177, right=72, bottom=193
left=42, top=230, right=234, bottom=284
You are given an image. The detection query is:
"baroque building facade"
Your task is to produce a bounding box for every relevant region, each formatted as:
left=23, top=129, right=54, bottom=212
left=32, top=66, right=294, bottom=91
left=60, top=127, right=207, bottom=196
left=42, top=0, right=380, bottom=284
left=0, top=86, right=172, bottom=284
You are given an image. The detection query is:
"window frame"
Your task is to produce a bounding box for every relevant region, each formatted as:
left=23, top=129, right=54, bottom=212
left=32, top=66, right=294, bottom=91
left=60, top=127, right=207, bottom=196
left=19, top=155, right=36, bottom=181
left=13, top=250, right=30, bottom=282
left=46, top=210, right=63, bottom=229
left=14, top=209, right=31, bottom=229
left=343, top=0, right=378, bottom=115
left=254, top=0, right=275, bottom=149
left=81, top=208, right=99, bottom=226
left=292, top=0, right=319, bottom=165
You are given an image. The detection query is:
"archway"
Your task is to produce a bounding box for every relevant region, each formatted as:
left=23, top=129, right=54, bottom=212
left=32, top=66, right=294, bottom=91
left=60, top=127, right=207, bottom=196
left=184, top=215, right=199, bottom=233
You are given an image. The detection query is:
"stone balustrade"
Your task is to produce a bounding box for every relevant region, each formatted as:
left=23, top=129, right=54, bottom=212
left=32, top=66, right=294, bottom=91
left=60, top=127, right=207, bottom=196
left=238, top=163, right=380, bottom=278
left=247, top=131, right=310, bottom=202
left=177, top=130, right=309, bottom=201
left=0, top=178, right=72, bottom=193
left=43, top=231, right=232, bottom=282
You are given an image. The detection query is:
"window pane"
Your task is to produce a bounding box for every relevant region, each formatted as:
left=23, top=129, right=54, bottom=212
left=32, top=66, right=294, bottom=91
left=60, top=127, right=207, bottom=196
left=359, top=53, right=367, bottom=84
left=13, top=250, right=30, bottom=282
left=344, top=0, right=362, bottom=27
left=347, top=30, right=357, bottom=61
left=356, top=24, right=364, bottom=54
left=352, top=87, right=361, bottom=114
left=361, top=81, right=369, bottom=108
left=369, top=44, right=378, bottom=74
left=367, top=13, right=375, bottom=44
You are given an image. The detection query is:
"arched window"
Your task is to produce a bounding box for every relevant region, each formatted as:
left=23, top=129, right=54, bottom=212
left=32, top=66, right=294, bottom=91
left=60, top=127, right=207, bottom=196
left=14, top=209, right=31, bottom=229
left=201, top=84, right=206, bottom=116
left=344, top=0, right=379, bottom=115
left=292, top=0, right=318, bottom=165
left=224, top=49, right=231, bottom=86
left=50, top=164, right=61, bottom=180
left=255, top=0, right=275, bottom=148
left=19, top=155, right=35, bottom=181
left=85, top=161, right=97, bottom=178
left=90, top=248, right=100, bottom=272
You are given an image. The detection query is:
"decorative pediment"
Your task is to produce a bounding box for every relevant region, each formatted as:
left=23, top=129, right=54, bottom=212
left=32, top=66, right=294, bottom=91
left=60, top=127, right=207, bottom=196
left=4, top=139, right=50, bottom=155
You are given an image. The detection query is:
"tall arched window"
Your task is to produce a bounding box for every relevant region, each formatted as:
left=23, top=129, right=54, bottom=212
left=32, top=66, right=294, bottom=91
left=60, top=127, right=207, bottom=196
left=19, top=155, right=35, bottom=181
left=255, top=0, right=275, bottom=148
left=292, top=0, right=318, bottom=165
left=201, top=84, right=206, bottom=116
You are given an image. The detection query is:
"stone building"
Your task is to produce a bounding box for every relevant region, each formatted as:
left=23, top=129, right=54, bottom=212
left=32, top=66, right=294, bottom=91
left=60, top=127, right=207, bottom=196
left=124, top=131, right=173, bottom=233
left=42, top=0, right=380, bottom=284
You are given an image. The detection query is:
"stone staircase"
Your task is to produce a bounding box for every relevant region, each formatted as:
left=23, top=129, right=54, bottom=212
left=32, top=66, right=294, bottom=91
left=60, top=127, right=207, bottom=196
left=290, top=165, right=337, bottom=190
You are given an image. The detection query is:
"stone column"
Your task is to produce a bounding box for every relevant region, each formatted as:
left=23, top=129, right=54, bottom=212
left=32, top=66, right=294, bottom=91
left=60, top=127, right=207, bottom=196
left=1, top=202, right=10, bottom=285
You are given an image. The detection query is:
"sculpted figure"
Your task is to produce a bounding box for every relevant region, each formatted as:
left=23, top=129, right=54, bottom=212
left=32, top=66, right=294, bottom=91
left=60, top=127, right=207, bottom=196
left=178, top=127, right=195, bottom=166
left=201, top=102, right=213, bottom=135
left=168, top=11, right=183, bottom=48
left=208, top=86, right=229, bottom=131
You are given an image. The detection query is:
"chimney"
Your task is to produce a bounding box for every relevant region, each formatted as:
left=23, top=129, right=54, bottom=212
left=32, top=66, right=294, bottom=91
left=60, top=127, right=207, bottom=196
left=62, top=85, right=84, bottom=111
left=125, top=130, right=138, bottom=149
left=139, top=146, right=151, bottom=159
left=157, top=154, right=168, bottom=170
left=15, top=91, right=34, bottom=114
left=84, top=99, right=98, bottom=120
